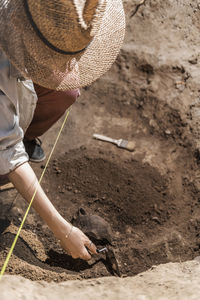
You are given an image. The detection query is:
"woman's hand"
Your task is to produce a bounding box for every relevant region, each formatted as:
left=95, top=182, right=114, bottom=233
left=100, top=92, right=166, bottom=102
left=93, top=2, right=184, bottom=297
left=59, top=225, right=97, bottom=260
left=8, top=163, right=96, bottom=261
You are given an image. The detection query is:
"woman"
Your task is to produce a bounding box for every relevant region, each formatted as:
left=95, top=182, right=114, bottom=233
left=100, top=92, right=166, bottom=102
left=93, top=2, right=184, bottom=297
left=0, top=0, right=125, bottom=260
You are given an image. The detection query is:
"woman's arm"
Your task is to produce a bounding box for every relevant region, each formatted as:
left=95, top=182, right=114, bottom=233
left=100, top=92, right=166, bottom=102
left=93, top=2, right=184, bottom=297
left=0, top=54, right=96, bottom=260
left=8, top=162, right=96, bottom=260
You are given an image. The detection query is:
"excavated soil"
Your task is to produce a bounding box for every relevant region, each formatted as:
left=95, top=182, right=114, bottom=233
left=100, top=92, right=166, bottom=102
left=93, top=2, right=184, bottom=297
left=1, top=0, right=200, bottom=283
left=1, top=145, right=200, bottom=282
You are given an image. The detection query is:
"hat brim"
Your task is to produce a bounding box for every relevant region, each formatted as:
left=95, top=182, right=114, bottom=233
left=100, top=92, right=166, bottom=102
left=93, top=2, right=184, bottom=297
left=0, top=0, right=125, bottom=90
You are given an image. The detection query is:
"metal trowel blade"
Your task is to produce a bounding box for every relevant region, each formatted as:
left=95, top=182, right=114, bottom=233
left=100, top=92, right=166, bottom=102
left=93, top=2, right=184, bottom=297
left=106, top=248, right=121, bottom=277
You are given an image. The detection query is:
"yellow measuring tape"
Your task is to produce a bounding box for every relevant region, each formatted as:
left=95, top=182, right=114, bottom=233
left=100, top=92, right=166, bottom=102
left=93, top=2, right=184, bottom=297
left=0, top=109, right=70, bottom=280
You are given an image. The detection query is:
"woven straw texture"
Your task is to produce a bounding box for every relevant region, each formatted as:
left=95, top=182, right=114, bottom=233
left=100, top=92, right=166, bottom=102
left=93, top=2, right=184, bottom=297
left=0, top=0, right=125, bottom=90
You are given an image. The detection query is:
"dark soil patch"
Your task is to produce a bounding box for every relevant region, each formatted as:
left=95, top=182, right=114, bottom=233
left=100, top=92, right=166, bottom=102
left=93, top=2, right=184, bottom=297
left=0, top=147, right=199, bottom=282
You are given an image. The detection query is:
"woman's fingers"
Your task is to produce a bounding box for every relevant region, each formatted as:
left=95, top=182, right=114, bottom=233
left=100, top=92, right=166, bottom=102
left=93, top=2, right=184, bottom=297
left=59, top=225, right=98, bottom=260
left=71, top=253, right=79, bottom=259
left=80, top=247, right=92, bottom=260
left=85, top=239, right=97, bottom=255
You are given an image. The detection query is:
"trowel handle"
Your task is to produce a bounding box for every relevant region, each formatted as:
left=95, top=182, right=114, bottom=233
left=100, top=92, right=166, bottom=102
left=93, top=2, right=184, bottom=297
left=93, top=134, right=116, bottom=144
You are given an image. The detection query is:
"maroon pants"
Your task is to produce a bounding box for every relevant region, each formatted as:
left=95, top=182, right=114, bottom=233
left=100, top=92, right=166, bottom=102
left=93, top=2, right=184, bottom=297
left=0, top=84, right=79, bottom=185
left=25, top=83, right=80, bottom=140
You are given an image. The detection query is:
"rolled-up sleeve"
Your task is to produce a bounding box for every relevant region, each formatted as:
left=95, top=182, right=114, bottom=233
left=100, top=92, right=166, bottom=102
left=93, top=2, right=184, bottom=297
left=0, top=92, right=28, bottom=175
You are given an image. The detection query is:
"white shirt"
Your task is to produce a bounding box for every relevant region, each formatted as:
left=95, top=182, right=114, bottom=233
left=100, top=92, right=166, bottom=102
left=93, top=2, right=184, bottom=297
left=0, top=50, right=37, bottom=175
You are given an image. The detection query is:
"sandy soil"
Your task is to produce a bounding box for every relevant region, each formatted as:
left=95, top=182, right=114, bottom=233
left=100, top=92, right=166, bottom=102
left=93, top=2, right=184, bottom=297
left=2, top=261, right=200, bottom=300
left=1, top=0, right=200, bottom=297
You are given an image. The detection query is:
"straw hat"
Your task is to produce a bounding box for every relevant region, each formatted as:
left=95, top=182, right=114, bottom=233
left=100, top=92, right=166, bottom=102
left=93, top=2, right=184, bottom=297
left=0, top=0, right=125, bottom=90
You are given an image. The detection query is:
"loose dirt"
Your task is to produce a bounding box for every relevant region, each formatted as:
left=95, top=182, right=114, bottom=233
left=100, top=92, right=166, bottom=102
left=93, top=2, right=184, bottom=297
left=1, top=0, right=200, bottom=286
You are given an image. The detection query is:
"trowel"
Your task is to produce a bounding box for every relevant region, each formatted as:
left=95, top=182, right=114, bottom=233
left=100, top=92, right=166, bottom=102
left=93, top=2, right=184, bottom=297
left=93, top=134, right=135, bottom=152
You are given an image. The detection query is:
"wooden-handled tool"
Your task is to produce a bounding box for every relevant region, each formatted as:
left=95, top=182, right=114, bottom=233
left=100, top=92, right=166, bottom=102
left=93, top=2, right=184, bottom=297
left=93, top=134, right=135, bottom=152
left=0, top=183, right=14, bottom=191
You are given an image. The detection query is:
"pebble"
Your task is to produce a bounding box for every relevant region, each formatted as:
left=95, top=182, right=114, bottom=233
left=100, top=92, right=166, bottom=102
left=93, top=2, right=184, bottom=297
left=165, top=129, right=171, bottom=135
left=152, top=216, right=161, bottom=224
